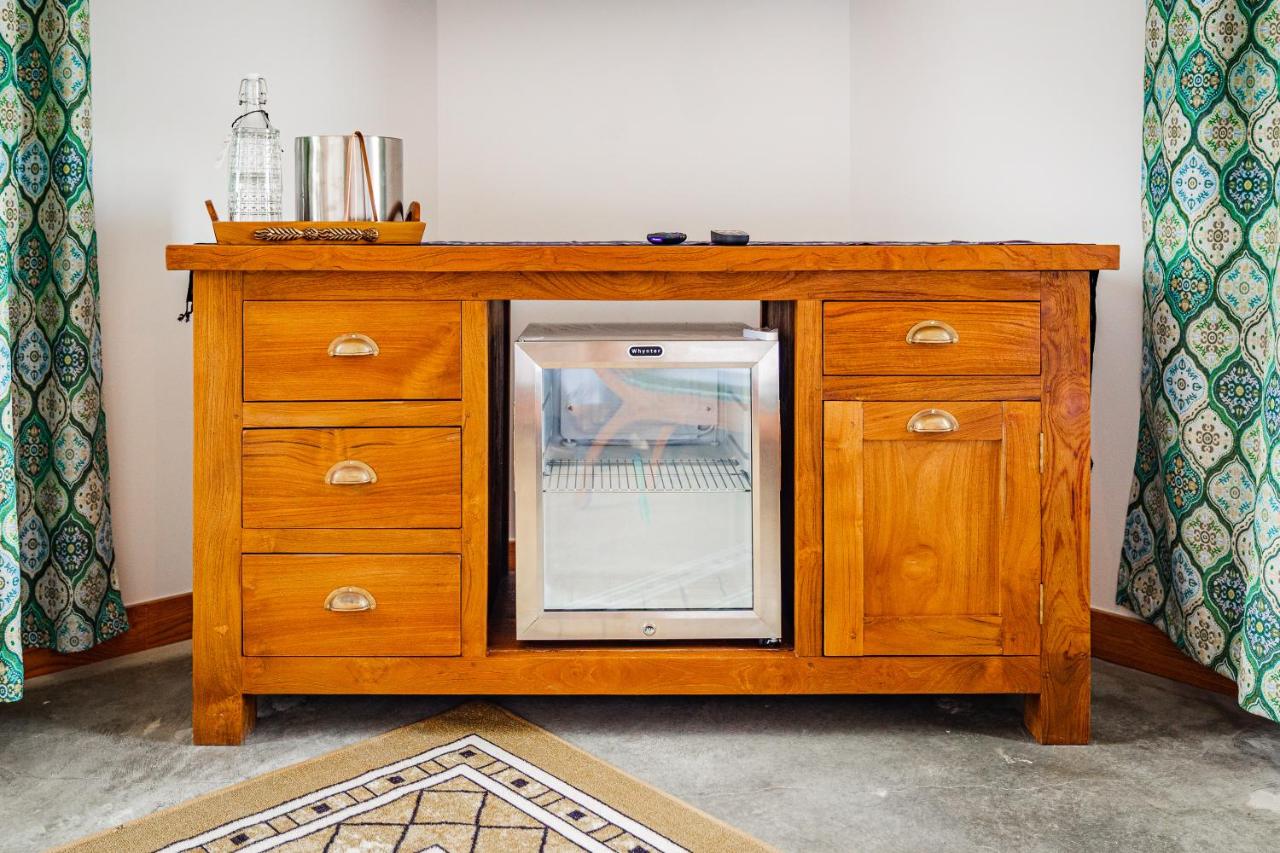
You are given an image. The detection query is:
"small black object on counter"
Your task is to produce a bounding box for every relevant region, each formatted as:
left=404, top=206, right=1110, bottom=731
left=711, top=229, right=750, bottom=246
left=647, top=232, right=687, bottom=245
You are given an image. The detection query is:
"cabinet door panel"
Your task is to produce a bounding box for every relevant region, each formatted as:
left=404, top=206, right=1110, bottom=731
left=824, top=401, right=1041, bottom=657
left=998, top=402, right=1043, bottom=655
left=862, top=436, right=1002, bottom=617
left=863, top=615, right=1003, bottom=655
left=823, top=402, right=864, bottom=655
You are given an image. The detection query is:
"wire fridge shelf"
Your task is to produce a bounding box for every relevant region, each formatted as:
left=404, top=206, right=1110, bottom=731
left=543, top=457, right=751, bottom=493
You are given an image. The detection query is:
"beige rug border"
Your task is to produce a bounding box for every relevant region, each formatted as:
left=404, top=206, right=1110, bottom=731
left=53, top=701, right=774, bottom=853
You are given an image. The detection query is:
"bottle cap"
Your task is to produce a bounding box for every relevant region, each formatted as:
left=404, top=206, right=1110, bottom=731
left=239, top=74, right=268, bottom=107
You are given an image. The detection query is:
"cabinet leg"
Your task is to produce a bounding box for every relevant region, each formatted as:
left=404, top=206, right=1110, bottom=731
left=191, top=273, right=251, bottom=747
left=1028, top=271, right=1092, bottom=746
left=1023, top=669, right=1090, bottom=745
left=193, top=694, right=256, bottom=746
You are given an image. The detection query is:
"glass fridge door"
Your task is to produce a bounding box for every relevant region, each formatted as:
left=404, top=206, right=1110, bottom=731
left=538, top=365, right=754, bottom=612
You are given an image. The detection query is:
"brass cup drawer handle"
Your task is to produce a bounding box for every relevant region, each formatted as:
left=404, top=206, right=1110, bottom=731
left=907, top=408, right=959, bottom=434
left=324, top=586, right=376, bottom=613
left=325, top=459, right=378, bottom=485
left=328, top=332, right=380, bottom=357
left=905, top=319, right=959, bottom=345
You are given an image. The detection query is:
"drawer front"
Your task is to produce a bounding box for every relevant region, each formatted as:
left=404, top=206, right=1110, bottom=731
left=242, top=427, right=461, bottom=528
left=244, top=300, right=462, bottom=401
left=823, top=301, right=1040, bottom=375
left=242, top=554, right=461, bottom=656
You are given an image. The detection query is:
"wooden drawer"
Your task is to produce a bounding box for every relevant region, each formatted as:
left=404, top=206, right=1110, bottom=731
left=242, top=427, right=461, bottom=528
left=242, top=554, right=461, bottom=656
left=243, top=300, right=462, bottom=401
left=823, top=301, right=1040, bottom=375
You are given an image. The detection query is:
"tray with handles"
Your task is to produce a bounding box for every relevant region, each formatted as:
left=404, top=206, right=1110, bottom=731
left=206, top=199, right=425, bottom=245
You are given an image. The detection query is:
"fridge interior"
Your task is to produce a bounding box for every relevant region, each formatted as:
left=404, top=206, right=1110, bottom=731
left=537, top=365, right=755, bottom=612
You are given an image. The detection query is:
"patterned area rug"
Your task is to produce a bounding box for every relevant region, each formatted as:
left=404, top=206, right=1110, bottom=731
left=54, top=702, right=770, bottom=853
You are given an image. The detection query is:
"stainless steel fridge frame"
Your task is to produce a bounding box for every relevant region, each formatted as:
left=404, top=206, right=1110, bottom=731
left=513, top=325, right=782, bottom=642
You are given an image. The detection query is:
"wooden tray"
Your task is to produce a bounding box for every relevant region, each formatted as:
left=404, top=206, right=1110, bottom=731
left=207, top=200, right=425, bottom=245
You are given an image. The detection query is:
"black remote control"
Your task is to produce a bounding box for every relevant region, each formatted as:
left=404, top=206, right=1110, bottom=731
left=647, top=232, right=687, bottom=245
left=711, top=229, right=750, bottom=246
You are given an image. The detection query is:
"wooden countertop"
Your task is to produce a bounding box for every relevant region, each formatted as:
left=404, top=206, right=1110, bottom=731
left=167, top=242, right=1120, bottom=273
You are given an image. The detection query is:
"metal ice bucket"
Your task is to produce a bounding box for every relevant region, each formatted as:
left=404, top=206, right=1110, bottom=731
left=295, top=134, right=404, bottom=222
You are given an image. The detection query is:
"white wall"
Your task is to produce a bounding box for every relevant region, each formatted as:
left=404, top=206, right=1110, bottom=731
left=435, top=0, right=851, bottom=242
left=435, top=0, right=852, bottom=336
left=90, top=1, right=1144, bottom=617
left=849, top=0, right=1145, bottom=614
left=91, top=0, right=438, bottom=603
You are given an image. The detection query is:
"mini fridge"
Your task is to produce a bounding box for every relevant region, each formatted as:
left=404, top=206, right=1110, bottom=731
left=513, top=323, right=781, bottom=641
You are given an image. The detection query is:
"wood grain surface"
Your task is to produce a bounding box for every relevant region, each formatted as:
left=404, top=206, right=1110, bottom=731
left=823, top=375, right=1042, bottom=401
left=825, top=402, right=1042, bottom=659
left=241, top=427, right=461, bottom=529
left=169, top=242, right=1120, bottom=274
left=192, top=271, right=255, bottom=745
left=242, top=554, right=461, bottom=657
left=242, top=652, right=1043, bottom=695
left=792, top=301, right=825, bottom=656
left=1024, top=272, right=1093, bottom=744
left=243, top=300, right=461, bottom=401
left=823, top=401, right=863, bottom=656
left=236, top=270, right=1052, bottom=302
left=823, top=301, right=1040, bottom=376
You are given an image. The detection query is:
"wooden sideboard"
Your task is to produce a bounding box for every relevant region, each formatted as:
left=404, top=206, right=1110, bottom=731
left=166, top=242, right=1119, bottom=746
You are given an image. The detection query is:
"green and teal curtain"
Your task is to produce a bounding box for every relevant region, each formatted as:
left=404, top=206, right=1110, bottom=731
left=0, top=221, right=14, bottom=699
left=0, top=0, right=123, bottom=701
left=1124, top=1, right=1280, bottom=721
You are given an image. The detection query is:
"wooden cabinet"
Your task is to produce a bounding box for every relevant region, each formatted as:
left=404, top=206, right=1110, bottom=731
left=823, top=401, right=1041, bottom=656
left=170, top=245, right=1114, bottom=746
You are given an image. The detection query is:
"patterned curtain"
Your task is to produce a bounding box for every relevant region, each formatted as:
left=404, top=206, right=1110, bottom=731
left=0, top=0, right=124, bottom=701
left=0, top=217, right=14, bottom=698
left=1123, top=1, right=1280, bottom=721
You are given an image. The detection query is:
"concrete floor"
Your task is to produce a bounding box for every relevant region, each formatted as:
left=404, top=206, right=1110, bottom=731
left=1, top=644, right=1277, bottom=853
